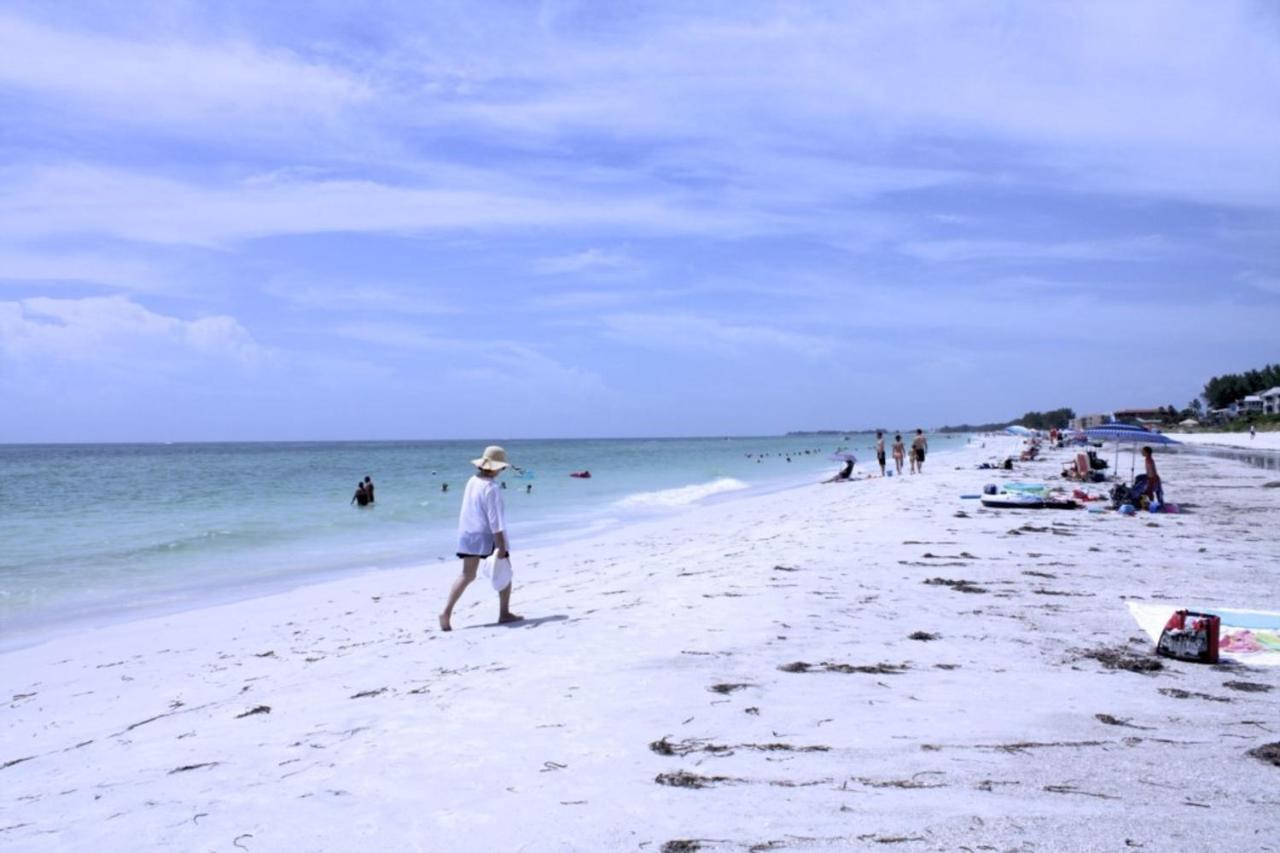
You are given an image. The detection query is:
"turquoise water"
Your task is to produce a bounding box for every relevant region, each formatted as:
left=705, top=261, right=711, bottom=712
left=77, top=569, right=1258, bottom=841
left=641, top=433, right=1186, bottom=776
left=0, top=433, right=969, bottom=642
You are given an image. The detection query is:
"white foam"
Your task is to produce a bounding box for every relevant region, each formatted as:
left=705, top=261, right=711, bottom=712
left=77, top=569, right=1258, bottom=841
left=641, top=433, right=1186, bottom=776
left=613, top=477, right=750, bottom=510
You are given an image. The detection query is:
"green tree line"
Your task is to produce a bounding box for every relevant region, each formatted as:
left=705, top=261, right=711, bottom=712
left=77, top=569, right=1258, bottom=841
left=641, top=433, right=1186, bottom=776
left=1202, top=363, right=1280, bottom=409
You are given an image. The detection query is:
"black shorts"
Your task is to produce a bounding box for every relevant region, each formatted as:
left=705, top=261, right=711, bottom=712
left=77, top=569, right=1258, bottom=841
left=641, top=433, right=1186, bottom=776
left=877, top=452, right=886, bottom=465
left=914, top=448, right=926, bottom=462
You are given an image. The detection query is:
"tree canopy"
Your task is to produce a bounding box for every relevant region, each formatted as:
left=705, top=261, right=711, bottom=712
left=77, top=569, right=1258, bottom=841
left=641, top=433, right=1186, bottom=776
left=1202, top=364, right=1280, bottom=409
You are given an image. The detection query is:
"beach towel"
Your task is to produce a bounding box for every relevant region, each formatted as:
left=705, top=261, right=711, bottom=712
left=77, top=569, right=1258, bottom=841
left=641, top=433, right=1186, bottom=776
left=1128, top=602, right=1280, bottom=667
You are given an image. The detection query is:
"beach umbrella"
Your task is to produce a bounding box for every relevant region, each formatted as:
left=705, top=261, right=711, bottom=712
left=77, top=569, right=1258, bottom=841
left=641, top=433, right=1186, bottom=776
left=1084, top=426, right=1179, bottom=477
left=1004, top=425, right=1032, bottom=436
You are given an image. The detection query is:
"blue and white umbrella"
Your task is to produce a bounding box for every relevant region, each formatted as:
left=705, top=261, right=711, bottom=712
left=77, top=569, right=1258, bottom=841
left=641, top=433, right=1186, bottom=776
left=1084, top=425, right=1179, bottom=476
left=1004, top=424, right=1033, bottom=436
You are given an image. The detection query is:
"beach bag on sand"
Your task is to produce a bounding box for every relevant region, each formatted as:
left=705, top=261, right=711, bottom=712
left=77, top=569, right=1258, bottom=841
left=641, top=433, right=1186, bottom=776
left=480, top=554, right=513, bottom=591
left=1156, top=610, right=1220, bottom=664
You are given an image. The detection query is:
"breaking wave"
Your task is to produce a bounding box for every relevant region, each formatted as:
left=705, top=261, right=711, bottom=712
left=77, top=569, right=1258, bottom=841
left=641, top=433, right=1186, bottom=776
left=614, top=477, right=750, bottom=510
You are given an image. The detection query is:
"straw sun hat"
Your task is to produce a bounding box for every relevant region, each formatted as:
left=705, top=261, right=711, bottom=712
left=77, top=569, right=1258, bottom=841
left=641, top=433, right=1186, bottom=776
left=471, top=445, right=510, bottom=472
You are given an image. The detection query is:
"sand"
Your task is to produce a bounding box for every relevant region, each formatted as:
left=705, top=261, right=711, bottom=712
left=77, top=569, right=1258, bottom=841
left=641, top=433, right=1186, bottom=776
left=3, top=438, right=1279, bottom=851
left=1171, top=430, right=1280, bottom=452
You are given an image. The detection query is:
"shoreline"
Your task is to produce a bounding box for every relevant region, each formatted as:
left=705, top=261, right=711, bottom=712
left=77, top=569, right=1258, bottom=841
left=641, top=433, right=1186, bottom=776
left=0, top=441, right=910, bottom=653
left=4, top=435, right=1276, bottom=850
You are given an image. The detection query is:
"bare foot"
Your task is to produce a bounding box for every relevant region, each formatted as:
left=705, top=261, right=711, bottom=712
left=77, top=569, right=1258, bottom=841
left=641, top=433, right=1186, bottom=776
left=438, top=613, right=452, bottom=632
left=498, top=612, right=523, bottom=624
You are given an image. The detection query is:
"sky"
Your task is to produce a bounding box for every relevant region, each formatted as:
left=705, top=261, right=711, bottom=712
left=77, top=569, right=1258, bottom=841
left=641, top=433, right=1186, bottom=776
left=1, top=0, right=1278, bottom=442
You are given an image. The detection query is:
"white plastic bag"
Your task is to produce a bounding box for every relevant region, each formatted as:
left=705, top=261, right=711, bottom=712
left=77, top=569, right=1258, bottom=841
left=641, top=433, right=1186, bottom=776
left=481, top=554, right=513, bottom=591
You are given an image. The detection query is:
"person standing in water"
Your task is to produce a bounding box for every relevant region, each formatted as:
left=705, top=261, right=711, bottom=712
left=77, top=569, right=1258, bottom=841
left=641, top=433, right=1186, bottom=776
left=875, top=431, right=886, bottom=476
left=439, top=446, right=520, bottom=632
left=892, top=434, right=905, bottom=475
left=351, top=481, right=370, bottom=507
left=363, top=475, right=375, bottom=504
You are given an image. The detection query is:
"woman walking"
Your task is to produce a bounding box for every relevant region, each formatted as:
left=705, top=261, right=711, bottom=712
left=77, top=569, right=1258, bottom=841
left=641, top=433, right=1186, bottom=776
left=892, top=434, right=905, bottom=475
left=439, top=446, right=521, bottom=631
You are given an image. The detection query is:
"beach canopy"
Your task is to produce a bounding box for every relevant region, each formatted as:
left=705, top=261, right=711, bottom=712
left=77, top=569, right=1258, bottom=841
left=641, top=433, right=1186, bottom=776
left=1084, top=425, right=1179, bottom=478
left=1004, top=424, right=1033, bottom=436
left=1084, top=425, right=1178, bottom=444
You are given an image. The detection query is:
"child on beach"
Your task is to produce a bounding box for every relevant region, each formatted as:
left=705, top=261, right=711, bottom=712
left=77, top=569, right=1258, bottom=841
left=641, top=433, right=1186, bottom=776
left=439, top=446, right=520, bottom=632
left=892, top=434, right=905, bottom=475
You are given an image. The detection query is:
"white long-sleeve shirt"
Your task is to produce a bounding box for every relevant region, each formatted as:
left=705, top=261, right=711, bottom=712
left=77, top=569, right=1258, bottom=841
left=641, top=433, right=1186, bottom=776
left=455, top=475, right=507, bottom=556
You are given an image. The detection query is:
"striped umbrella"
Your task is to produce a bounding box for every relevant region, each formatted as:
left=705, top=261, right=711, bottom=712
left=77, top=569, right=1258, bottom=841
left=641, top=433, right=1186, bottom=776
left=1084, top=426, right=1179, bottom=476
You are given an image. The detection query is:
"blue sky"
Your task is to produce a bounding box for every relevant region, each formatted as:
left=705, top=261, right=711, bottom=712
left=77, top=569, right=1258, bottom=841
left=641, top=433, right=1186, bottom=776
left=1, top=1, right=1277, bottom=441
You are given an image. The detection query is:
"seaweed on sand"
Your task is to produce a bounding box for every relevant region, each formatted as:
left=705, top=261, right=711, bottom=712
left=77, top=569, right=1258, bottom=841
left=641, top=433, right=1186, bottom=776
left=1247, top=742, right=1280, bottom=767
left=1079, top=646, right=1163, bottom=673
left=778, top=661, right=907, bottom=675
left=922, top=577, right=988, bottom=594
left=654, top=770, right=734, bottom=789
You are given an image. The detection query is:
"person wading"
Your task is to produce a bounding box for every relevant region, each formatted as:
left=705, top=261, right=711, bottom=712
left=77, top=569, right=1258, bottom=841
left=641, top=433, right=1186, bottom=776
left=439, top=446, right=520, bottom=631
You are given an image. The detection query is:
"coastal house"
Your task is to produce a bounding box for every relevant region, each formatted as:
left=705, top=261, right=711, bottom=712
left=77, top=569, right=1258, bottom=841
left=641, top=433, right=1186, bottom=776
left=1112, top=407, right=1166, bottom=426
left=1240, top=395, right=1264, bottom=416
left=1071, top=413, right=1110, bottom=430
left=1262, top=387, right=1280, bottom=415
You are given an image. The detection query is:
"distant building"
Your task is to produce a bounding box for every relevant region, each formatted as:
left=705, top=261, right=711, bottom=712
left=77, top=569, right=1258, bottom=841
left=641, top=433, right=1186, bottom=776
left=1262, top=387, right=1280, bottom=415
left=1240, top=395, right=1264, bottom=416
left=1112, top=407, right=1166, bottom=425
left=1071, top=413, right=1110, bottom=430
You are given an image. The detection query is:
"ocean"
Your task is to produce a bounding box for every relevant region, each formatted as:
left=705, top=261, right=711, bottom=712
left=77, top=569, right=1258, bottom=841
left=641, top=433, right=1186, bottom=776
left=0, top=433, right=969, bottom=645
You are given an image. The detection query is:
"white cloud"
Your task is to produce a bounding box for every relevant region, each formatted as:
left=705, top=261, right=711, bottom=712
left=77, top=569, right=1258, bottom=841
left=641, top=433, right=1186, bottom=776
left=0, top=295, right=262, bottom=364
left=1237, top=270, right=1280, bottom=296
left=0, top=164, right=755, bottom=247
left=600, top=312, right=836, bottom=358
left=899, top=235, right=1174, bottom=263
left=269, top=282, right=457, bottom=316
left=0, top=14, right=368, bottom=131
left=0, top=245, right=162, bottom=290
left=532, top=248, right=637, bottom=276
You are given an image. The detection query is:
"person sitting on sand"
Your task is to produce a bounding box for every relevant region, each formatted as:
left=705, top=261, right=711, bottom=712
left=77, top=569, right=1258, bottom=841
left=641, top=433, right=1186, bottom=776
left=875, top=431, right=886, bottom=476
left=439, top=446, right=520, bottom=632
left=892, top=434, right=905, bottom=475
left=823, top=459, right=854, bottom=483
left=1141, top=446, right=1164, bottom=504
left=351, top=481, right=370, bottom=507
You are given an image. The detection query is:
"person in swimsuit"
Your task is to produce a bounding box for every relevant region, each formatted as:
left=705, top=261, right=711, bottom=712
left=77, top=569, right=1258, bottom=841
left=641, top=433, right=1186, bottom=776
left=911, top=429, right=928, bottom=473
left=1141, top=446, right=1164, bottom=503
left=363, top=475, right=375, bottom=504
left=439, top=445, right=520, bottom=632
left=892, top=434, right=905, bottom=475
left=875, top=431, right=886, bottom=476
left=351, top=481, right=370, bottom=507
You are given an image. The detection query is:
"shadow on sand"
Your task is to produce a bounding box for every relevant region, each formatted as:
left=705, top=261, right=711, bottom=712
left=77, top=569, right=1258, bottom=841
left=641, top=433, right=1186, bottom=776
left=464, top=614, right=570, bottom=631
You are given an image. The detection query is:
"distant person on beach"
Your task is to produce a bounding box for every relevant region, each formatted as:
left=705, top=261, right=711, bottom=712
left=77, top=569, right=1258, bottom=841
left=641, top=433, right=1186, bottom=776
left=911, top=429, right=928, bottom=473
left=823, top=459, right=854, bottom=483
left=526, top=483, right=533, bottom=494
left=439, top=446, right=520, bottom=632
left=875, top=431, right=886, bottom=476
left=892, top=434, right=905, bottom=475
left=351, top=481, right=370, bottom=507
left=363, top=475, right=375, bottom=504
left=1251, top=424, right=1257, bottom=440
left=442, top=482, right=448, bottom=493
left=1142, top=446, right=1164, bottom=504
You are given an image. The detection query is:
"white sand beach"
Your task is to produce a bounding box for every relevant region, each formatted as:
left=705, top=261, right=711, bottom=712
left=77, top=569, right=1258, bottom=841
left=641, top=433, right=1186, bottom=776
left=1172, top=431, right=1280, bottom=452
left=4, top=438, right=1279, bottom=851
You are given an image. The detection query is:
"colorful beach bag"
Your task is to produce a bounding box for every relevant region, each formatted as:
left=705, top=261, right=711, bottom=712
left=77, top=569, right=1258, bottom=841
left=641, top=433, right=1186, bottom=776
left=1156, top=610, right=1220, bottom=664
